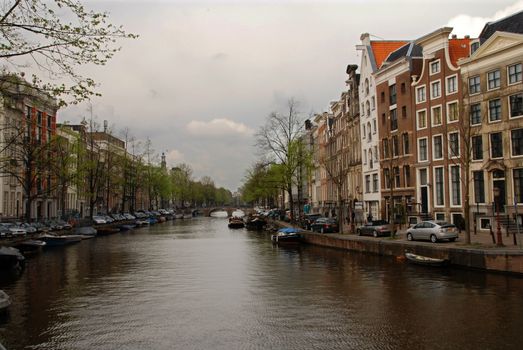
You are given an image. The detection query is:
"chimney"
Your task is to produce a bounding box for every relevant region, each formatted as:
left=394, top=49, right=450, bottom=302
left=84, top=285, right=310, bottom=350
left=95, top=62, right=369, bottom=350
left=465, top=35, right=470, bottom=39
left=451, top=34, right=457, bottom=39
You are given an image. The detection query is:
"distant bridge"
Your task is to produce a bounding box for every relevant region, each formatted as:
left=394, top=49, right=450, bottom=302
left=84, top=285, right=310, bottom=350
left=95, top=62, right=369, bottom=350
left=200, top=207, right=254, bottom=217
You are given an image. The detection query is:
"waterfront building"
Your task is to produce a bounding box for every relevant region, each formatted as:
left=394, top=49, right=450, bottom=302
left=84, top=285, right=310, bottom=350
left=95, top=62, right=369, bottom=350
left=459, top=10, right=523, bottom=232
left=375, top=41, right=423, bottom=224
left=357, top=34, right=407, bottom=220
left=0, top=75, right=58, bottom=220
left=410, top=28, right=471, bottom=225
left=315, top=111, right=329, bottom=216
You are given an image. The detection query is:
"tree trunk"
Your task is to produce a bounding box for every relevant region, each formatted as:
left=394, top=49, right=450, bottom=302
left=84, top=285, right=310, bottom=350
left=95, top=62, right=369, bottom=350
left=338, top=189, right=344, bottom=234
left=287, top=183, right=294, bottom=223
left=464, top=169, right=471, bottom=244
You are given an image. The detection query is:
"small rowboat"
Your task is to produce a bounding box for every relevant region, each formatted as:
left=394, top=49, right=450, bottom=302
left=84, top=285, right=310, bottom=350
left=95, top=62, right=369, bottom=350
left=405, top=252, right=449, bottom=267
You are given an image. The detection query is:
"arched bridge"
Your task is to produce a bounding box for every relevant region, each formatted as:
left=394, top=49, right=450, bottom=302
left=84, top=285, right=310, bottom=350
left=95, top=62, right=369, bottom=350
left=201, top=207, right=254, bottom=217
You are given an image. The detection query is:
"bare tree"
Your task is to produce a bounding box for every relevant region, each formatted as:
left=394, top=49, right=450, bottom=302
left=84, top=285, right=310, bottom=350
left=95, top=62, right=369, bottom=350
left=256, top=98, right=305, bottom=223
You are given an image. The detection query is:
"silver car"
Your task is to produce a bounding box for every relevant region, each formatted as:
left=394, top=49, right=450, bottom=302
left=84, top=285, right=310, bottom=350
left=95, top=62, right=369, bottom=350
left=406, top=221, right=458, bottom=243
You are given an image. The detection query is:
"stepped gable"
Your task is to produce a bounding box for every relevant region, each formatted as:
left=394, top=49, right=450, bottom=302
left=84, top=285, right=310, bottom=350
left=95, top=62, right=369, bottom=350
left=370, top=41, right=408, bottom=69
left=479, top=10, right=523, bottom=41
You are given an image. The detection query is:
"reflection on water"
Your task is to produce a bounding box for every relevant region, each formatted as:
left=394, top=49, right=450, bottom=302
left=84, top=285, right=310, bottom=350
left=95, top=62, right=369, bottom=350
left=1, top=217, right=523, bottom=349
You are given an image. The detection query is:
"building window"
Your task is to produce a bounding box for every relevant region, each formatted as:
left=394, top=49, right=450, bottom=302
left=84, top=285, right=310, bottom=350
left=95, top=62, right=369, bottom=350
left=374, top=145, right=378, bottom=161
left=371, top=96, right=376, bottom=110
left=392, top=135, right=399, bottom=157
left=389, top=84, right=397, bottom=105
left=446, top=75, right=458, bottom=94
left=512, top=129, right=523, bottom=156
left=416, top=86, right=426, bottom=103
left=431, top=80, right=441, bottom=99
left=433, top=135, right=443, bottom=160
left=373, top=119, right=376, bottom=134
left=471, top=41, right=480, bottom=55
left=402, top=133, right=410, bottom=155
left=473, top=171, right=485, bottom=204
left=25, top=106, right=31, bottom=119
left=489, top=99, right=502, bottom=121
left=365, top=79, right=369, bottom=95
left=469, top=76, right=481, bottom=94
left=490, top=132, right=503, bottom=158
left=510, top=93, right=523, bottom=118
left=488, top=70, right=501, bottom=90
left=472, top=135, right=483, bottom=160
left=447, top=102, right=459, bottom=122
left=401, top=82, right=406, bottom=94
left=417, top=110, right=427, bottom=129
left=470, top=103, right=481, bottom=125
left=394, top=167, right=400, bottom=188
left=404, top=165, right=411, bottom=187
left=383, top=139, right=389, bottom=158
left=450, top=166, right=461, bottom=206
left=390, top=108, right=398, bottom=131
left=383, top=168, right=390, bottom=189
left=365, top=175, right=371, bottom=193
left=508, top=63, right=522, bottom=84
left=432, top=106, right=442, bottom=126
left=37, top=111, right=42, bottom=125
left=369, top=148, right=373, bottom=168
left=372, top=174, right=378, bottom=192
left=401, top=105, right=407, bottom=118
left=448, top=132, right=459, bottom=157
left=435, top=167, right=444, bottom=206
left=430, top=60, right=440, bottom=75
left=363, top=124, right=366, bottom=139
left=367, top=122, right=372, bottom=140
left=514, top=169, right=523, bottom=203
left=419, top=168, right=428, bottom=186
left=381, top=91, right=385, bottom=103
left=418, top=138, right=428, bottom=162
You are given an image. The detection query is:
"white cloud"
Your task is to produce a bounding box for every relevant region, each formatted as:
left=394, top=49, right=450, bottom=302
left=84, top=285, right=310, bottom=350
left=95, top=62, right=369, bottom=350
left=186, top=118, right=254, bottom=136
left=447, top=1, right=523, bottom=37
left=165, top=149, right=184, bottom=165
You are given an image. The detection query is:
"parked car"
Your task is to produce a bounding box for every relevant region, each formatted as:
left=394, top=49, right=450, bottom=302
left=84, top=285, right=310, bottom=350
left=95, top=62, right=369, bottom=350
left=301, top=213, right=323, bottom=230
left=311, top=218, right=339, bottom=233
left=357, top=220, right=394, bottom=237
left=406, top=221, right=458, bottom=243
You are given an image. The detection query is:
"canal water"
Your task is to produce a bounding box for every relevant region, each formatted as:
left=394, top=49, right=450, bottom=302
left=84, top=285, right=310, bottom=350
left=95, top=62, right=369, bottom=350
left=1, top=216, right=523, bottom=349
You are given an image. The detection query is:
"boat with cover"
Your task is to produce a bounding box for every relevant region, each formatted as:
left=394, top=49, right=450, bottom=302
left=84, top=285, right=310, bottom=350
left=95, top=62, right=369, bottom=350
left=14, top=240, right=46, bottom=253
left=38, top=234, right=82, bottom=247
left=75, top=226, right=97, bottom=238
left=228, top=217, right=245, bottom=229
left=271, top=227, right=303, bottom=244
left=245, top=216, right=267, bottom=230
left=405, top=252, right=449, bottom=267
left=0, top=290, right=11, bottom=313
left=0, top=246, right=25, bottom=270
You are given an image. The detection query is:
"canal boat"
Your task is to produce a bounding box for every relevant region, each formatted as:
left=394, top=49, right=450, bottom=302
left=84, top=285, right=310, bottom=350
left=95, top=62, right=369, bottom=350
left=38, top=234, right=82, bottom=247
left=75, top=226, right=97, bottom=238
left=228, top=217, right=245, bottom=229
left=0, top=246, right=25, bottom=270
left=405, top=252, right=449, bottom=267
left=14, top=239, right=47, bottom=254
left=271, top=227, right=303, bottom=244
left=119, top=224, right=136, bottom=231
left=96, top=227, right=120, bottom=235
left=0, top=290, right=11, bottom=313
left=245, top=216, right=267, bottom=230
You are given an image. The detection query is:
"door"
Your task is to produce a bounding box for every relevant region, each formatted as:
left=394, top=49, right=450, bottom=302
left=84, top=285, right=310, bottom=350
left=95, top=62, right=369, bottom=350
left=493, top=180, right=506, bottom=213
left=421, top=186, right=428, bottom=214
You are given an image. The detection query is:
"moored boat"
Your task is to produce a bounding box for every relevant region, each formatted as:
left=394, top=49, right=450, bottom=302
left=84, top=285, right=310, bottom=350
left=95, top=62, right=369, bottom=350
left=405, top=252, right=449, bottom=267
left=271, top=227, right=303, bottom=244
left=119, top=224, right=136, bottom=231
left=38, top=234, right=82, bottom=247
left=0, top=290, right=11, bottom=313
left=228, top=217, right=245, bottom=229
left=0, top=246, right=25, bottom=270
left=14, top=240, right=46, bottom=254
left=245, top=216, right=267, bottom=230
left=96, top=227, right=120, bottom=235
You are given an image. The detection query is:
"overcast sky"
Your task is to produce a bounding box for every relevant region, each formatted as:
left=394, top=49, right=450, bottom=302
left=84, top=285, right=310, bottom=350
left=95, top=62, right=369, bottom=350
left=59, top=0, right=523, bottom=191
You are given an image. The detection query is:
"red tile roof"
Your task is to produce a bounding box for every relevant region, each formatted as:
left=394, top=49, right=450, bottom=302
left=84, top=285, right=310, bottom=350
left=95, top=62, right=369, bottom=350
left=370, top=41, right=408, bottom=68
left=449, top=38, right=471, bottom=66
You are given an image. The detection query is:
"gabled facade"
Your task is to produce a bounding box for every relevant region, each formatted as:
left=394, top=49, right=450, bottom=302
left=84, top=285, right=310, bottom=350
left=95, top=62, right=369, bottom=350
left=411, top=27, right=471, bottom=225
left=460, top=30, right=523, bottom=230
left=375, top=42, right=423, bottom=224
left=357, top=34, right=407, bottom=220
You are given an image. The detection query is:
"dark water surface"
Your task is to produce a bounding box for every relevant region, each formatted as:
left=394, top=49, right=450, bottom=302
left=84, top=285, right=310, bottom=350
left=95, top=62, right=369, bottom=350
left=1, top=217, right=523, bottom=349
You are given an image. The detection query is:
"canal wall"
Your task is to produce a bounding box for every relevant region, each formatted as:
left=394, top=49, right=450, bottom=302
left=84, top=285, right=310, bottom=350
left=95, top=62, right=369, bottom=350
left=301, top=232, right=523, bottom=275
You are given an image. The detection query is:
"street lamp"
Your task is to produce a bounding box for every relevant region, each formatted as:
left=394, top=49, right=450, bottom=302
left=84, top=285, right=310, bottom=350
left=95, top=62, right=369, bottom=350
left=493, top=187, right=504, bottom=247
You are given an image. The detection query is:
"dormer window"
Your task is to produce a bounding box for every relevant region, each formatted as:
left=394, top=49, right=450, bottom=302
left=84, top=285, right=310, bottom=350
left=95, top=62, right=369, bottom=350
left=470, top=41, right=480, bottom=55
left=430, top=60, right=440, bottom=75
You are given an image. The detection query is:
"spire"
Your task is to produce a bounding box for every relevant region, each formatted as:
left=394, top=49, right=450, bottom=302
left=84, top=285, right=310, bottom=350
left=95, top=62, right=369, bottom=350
left=161, top=152, right=166, bottom=169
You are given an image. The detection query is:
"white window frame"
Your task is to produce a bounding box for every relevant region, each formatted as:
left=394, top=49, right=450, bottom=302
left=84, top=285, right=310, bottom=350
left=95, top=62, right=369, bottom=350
left=416, top=108, right=428, bottom=130
left=446, top=74, right=458, bottom=95
left=415, top=85, right=426, bottom=104
left=487, top=69, right=501, bottom=91
left=446, top=100, right=459, bottom=124
left=448, top=131, right=460, bottom=159
left=507, top=63, right=522, bottom=86
left=488, top=98, right=502, bottom=123
left=449, top=165, right=462, bottom=207
left=470, top=103, right=482, bottom=126
left=469, top=75, right=481, bottom=96
left=435, top=212, right=446, bottom=221
left=430, top=79, right=441, bottom=99
left=510, top=128, right=523, bottom=158
left=430, top=59, right=441, bottom=75
left=508, top=93, right=523, bottom=120
left=417, top=137, right=429, bottom=163
left=489, top=132, right=503, bottom=160
left=433, top=166, right=445, bottom=207
left=432, top=134, right=444, bottom=160
left=431, top=104, right=443, bottom=127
